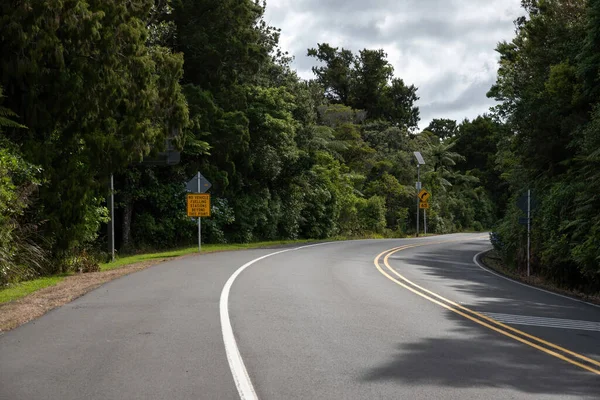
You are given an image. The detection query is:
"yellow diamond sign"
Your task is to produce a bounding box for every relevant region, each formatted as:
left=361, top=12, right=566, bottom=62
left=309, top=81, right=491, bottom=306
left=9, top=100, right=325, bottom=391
left=418, top=189, right=430, bottom=202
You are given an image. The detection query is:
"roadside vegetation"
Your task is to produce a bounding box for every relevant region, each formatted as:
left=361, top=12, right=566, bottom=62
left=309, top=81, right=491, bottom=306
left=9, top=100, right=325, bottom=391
left=487, top=0, right=600, bottom=294
left=0, top=239, right=312, bottom=304
left=1, top=0, right=599, bottom=298
left=1, top=236, right=388, bottom=304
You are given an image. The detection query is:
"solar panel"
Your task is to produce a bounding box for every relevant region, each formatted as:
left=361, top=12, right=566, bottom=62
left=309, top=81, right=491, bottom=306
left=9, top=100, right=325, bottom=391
left=414, top=151, right=425, bottom=165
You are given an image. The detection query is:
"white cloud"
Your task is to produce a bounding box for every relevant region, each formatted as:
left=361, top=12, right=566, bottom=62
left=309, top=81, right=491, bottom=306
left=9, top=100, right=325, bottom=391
left=264, top=0, right=523, bottom=129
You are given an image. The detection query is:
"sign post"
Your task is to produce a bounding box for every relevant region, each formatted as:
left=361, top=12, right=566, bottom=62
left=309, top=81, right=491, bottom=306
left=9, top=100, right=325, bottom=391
left=413, top=152, right=425, bottom=237
left=186, top=172, right=212, bottom=252
left=517, top=190, right=535, bottom=277
left=417, top=165, right=420, bottom=237
left=418, top=189, right=430, bottom=236
left=197, top=173, right=201, bottom=252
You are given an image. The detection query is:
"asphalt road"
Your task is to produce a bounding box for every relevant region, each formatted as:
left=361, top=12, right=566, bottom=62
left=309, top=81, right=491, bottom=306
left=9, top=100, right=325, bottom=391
left=1, top=234, right=599, bottom=399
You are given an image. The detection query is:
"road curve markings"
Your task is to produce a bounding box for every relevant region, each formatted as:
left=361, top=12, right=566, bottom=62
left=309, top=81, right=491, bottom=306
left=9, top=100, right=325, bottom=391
left=220, top=242, right=335, bottom=400
left=481, top=312, right=600, bottom=332
left=374, top=245, right=600, bottom=376
left=473, top=250, right=600, bottom=309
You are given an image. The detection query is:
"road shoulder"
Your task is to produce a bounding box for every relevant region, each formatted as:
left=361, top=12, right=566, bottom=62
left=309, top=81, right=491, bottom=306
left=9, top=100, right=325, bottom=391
left=0, top=257, right=174, bottom=332
left=479, top=249, right=600, bottom=307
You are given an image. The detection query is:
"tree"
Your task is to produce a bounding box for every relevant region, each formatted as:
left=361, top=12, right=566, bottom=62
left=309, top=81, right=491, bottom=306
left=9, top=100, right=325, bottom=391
left=486, top=0, right=600, bottom=290
left=425, top=119, right=457, bottom=140
left=172, top=0, right=268, bottom=91
left=452, top=115, right=507, bottom=213
left=0, top=0, right=188, bottom=262
left=307, top=43, right=354, bottom=104
left=350, top=49, right=394, bottom=119
left=578, top=0, right=600, bottom=102
left=487, top=0, right=588, bottom=178
left=308, top=44, right=420, bottom=129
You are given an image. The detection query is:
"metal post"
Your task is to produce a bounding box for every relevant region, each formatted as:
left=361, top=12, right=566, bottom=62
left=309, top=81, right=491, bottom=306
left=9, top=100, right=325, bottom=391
left=416, top=164, right=420, bottom=237
left=527, top=189, right=531, bottom=277
left=197, top=172, right=201, bottom=252
left=109, top=174, right=115, bottom=262
left=424, top=209, right=427, bottom=236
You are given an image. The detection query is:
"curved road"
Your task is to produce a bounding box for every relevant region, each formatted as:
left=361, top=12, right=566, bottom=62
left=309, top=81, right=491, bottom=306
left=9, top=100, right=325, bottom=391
left=1, top=234, right=599, bottom=399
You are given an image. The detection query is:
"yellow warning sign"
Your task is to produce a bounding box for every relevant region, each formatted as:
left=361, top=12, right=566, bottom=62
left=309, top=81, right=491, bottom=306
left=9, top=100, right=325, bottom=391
left=418, top=189, right=431, bottom=202
left=187, top=193, right=211, bottom=217
left=419, top=202, right=430, bottom=209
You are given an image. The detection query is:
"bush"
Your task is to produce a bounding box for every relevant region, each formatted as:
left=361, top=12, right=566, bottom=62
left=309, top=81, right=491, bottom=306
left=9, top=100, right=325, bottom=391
left=357, top=195, right=387, bottom=234
left=202, top=197, right=235, bottom=244
left=0, top=144, right=46, bottom=285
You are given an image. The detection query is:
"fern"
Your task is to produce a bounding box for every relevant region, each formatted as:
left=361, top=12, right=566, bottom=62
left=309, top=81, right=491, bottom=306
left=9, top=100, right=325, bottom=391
left=0, top=86, right=26, bottom=130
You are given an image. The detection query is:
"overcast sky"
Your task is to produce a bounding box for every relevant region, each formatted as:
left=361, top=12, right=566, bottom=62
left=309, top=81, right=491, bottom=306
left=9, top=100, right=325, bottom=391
left=263, top=0, right=523, bottom=130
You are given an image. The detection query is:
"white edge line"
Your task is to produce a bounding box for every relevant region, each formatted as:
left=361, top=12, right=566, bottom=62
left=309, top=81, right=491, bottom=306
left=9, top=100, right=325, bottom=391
left=473, top=249, right=600, bottom=309
left=219, top=242, right=335, bottom=400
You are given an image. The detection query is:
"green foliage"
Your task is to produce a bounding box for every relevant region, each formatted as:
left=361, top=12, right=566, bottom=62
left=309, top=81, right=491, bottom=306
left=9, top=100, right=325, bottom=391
left=0, top=275, right=67, bottom=303
left=578, top=0, right=600, bottom=102
left=173, top=0, right=268, bottom=90
left=0, top=0, right=189, bottom=266
left=308, top=43, right=420, bottom=129
left=127, top=169, right=195, bottom=249
left=308, top=44, right=354, bottom=104
left=0, top=144, right=46, bottom=284
left=356, top=196, right=387, bottom=234
left=452, top=115, right=507, bottom=215
left=425, top=119, right=457, bottom=140
left=202, top=198, right=236, bottom=244
left=488, top=0, right=600, bottom=291
left=299, top=152, right=345, bottom=239
left=0, top=87, right=46, bottom=285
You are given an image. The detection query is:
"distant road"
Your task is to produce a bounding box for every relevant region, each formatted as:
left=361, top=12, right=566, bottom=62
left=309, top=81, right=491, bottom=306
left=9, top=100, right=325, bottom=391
left=2, top=234, right=599, bottom=399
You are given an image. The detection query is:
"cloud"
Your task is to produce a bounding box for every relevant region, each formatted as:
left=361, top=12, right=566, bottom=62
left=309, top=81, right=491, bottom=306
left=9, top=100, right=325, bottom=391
left=264, top=0, right=522, bottom=129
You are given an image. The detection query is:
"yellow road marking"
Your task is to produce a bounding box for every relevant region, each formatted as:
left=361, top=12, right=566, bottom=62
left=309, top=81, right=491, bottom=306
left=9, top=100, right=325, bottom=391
left=373, top=246, right=600, bottom=376
left=382, top=248, right=600, bottom=369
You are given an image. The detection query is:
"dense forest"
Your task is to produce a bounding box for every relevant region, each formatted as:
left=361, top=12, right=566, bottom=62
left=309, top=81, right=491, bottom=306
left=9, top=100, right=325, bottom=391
left=0, top=0, right=599, bottom=294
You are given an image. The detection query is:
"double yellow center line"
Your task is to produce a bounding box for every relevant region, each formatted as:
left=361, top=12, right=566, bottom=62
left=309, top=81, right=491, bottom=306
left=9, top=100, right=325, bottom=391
left=374, top=243, right=600, bottom=376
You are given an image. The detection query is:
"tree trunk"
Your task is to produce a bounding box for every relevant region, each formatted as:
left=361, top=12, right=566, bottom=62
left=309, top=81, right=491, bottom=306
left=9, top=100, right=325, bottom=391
left=121, top=173, right=134, bottom=251
left=122, top=200, right=133, bottom=250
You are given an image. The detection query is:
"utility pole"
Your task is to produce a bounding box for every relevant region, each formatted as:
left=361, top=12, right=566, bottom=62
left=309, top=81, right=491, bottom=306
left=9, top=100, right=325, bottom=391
left=414, top=152, right=425, bottom=237
left=417, top=164, right=420, bottom=237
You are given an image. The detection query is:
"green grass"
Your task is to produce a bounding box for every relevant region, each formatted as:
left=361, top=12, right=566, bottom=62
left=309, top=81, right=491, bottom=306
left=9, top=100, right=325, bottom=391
left=99, top=234, right=419, bottom=272
left=99, top=239, right=321, bottom=271
left=0, top=275, right=69, bottom=304
left=0, top=235, right=396, bottom=304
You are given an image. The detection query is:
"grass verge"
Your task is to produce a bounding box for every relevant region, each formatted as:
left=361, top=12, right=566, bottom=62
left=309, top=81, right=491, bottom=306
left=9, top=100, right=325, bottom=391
left=0, top=239, right=321, bottom=306
left=99, top=239, right=319, bottom=271
left=0, top=233, right=466, bottom=331
left=0, top=233, right=442, bottom=305
left=0, top=237, right=362, bottom=331
left=0, top=275, right=70, bottom=304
